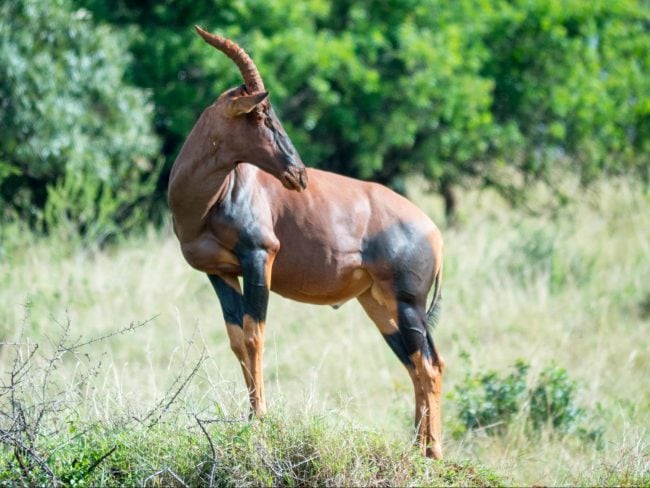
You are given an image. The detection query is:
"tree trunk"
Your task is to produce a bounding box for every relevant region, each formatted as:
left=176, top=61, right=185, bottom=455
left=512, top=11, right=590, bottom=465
left=441, top=182, right=458, bottom=227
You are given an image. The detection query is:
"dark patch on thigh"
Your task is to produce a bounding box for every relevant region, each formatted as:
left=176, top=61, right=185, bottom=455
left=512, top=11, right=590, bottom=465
left=397, top=301, right=431, bottom=358
left=361, top=221, right=435, bottom=300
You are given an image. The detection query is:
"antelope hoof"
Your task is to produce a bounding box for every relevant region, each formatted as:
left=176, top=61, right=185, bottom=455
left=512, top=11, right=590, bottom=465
left=425, top=441, right=443, bottom=460
left=248, top=401, right=267, bottom=420
left=417, top=423, right=443, bottom=460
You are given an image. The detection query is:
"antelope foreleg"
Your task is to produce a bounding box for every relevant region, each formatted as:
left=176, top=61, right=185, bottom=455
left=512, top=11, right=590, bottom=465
left=243, top=315, right=266, bottom=416
left=240, top=249, right=275, bottom=417
left=225, top=323, right=255, bottom=396
left=208, top=272, right=267, bottom=416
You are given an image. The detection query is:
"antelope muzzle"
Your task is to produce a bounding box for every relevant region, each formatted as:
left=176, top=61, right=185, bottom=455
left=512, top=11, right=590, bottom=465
left=281, top=165, right=308, bottom=192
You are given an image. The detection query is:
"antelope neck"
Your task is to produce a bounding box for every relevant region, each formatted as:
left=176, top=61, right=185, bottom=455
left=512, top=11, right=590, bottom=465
left=168, top=151, right=235, bottom=243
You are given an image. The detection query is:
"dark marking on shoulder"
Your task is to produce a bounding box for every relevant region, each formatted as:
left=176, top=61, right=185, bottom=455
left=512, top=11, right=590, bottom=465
left=213, top=173, right=278, bottom=324
left=239, top=250, right=270, bottom=323
left=211, top=167, right=273, bottom=254
left=208, top=274, right=243, bottom=327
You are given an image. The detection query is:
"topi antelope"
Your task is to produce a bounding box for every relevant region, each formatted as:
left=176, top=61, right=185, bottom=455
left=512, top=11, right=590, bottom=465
left=168, top=26, right=445, bottom=459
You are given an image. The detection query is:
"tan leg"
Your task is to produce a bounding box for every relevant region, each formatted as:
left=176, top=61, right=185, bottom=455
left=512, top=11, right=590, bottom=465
left=358, top=292, right=444, bottom=459
left=357, top=289, right=398, bottom=335
left=408, top=348, right=445, bottom=459
left=243, top=316, right=266, bottom=416
left=237, top=250, right=276, bottom=417
left=358, top=289, right=444, bottom=458
left=225, top=323, right=254, bottom=397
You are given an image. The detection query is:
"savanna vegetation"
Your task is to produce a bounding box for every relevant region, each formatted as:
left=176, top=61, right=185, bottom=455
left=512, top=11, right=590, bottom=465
left=1, top=181, right=648, bottom=486
left=1, top=0, right=649, bottom=485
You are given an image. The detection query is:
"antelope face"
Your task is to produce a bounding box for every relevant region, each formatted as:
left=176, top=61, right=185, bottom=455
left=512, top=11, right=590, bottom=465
left=215, top=86, right=307, bottom=192
left=193, top=26, right=307, bottom=192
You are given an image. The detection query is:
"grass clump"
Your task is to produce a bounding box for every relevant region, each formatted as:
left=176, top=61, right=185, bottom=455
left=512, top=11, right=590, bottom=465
left=1, top=411, right=505, bottom=487
left=0, top=316, right=503, bottom=487
left=193, top=412, right=503, bottom=487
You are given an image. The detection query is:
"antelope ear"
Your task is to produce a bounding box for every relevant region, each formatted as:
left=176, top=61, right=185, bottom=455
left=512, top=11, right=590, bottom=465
left=227, top=91, right=269, bottom=116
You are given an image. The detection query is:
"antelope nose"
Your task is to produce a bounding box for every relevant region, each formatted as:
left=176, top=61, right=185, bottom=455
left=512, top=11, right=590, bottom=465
left=298, top=168, right=308, bottom=190
left=281, top=165, right=308, bottom=192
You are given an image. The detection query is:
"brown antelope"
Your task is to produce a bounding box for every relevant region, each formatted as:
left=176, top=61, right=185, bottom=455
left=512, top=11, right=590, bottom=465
left=168, top=26, right=445, bottom=459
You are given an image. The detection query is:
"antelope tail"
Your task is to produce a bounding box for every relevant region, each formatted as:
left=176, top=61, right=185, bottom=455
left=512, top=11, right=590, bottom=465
left=425, top=263, right=443, bottom=330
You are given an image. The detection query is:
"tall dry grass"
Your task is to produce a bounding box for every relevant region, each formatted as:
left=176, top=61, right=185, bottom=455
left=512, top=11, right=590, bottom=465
left=0, top=177, right=648, bottom=485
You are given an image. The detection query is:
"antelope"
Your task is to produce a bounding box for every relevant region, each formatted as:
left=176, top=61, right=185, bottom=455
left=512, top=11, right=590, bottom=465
left=168, top=26, right=445, bottom=459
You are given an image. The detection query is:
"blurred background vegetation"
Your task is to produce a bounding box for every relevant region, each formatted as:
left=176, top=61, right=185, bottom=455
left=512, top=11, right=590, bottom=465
left=1, top=0, right=649, bottom=240
left=1, top=2, right=649, bottom=484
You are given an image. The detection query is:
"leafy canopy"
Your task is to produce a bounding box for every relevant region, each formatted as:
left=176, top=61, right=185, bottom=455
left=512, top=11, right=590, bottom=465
left=82, top=0, right=650, bottom=205
left=0, top=0, right=160, bottom=241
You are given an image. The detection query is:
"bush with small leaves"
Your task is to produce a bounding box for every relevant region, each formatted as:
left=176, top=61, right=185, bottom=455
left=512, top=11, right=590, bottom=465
left=0, top=0, right=160, bottom=243
left=454, top=359, right=529, bottom=436
left=453, top=360, right=604, bottom=445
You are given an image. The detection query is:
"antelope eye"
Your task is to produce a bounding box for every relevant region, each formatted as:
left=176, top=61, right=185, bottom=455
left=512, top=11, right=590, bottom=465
left=264, top=115, right=275, bottom=129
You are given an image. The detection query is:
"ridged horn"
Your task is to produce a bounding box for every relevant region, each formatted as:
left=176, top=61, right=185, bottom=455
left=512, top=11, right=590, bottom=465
left=194, top=25, right=265, bottom=94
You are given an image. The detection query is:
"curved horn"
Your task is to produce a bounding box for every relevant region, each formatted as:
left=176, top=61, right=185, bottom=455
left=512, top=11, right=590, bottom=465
left=194, top=25, right=265, bottom=94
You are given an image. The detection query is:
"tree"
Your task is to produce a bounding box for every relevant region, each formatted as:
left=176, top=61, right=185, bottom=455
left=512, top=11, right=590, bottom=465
left=75, top=0, right=650, bottom=222
left=483, top=0, right=650, bottom=196
left=0, top=0, right=160, bottom=242
left=79, top=0, right=502, bottom=219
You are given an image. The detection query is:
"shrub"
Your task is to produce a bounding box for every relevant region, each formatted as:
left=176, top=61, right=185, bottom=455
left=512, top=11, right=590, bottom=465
left=530, top=365, right=605, bottom=445
left=455, top=359, right=529, bottom=435
left=453, top=360, right=604, bottom=445
left=0, top=0, right=160, bottom=243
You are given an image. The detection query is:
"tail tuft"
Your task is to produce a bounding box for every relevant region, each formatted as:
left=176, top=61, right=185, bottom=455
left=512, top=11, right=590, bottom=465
left=425, top=264, right=443, bottom=330
left=424, top=268, right=442, bottom=357
left=426, top=294, right=442, bottom=330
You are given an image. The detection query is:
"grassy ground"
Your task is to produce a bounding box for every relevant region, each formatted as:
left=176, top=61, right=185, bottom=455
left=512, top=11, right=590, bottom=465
left=0, top=178, right=648, bottom=485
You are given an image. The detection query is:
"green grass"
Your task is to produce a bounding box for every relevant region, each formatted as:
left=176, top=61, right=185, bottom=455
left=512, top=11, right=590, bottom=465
left=1, top=178, right=649, bottom=485
left=0, top=409, right=504, bottom=486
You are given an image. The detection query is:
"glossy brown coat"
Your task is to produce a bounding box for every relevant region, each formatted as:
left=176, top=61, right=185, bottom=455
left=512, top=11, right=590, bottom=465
left=168, top=27, right=445, bottom=459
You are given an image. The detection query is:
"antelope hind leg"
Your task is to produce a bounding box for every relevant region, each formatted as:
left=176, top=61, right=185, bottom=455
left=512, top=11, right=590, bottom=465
left=408, top=349, right=444, bottom=459
left=397, top=301, right=444, bottom=459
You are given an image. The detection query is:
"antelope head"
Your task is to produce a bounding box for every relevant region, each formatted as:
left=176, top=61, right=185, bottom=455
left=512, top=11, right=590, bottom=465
left=182, top=26, right=308, bottom=192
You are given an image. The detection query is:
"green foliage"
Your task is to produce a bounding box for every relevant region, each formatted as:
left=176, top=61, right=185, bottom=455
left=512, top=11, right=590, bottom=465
left=2, top=0, right=649, bottom=230
left=529, top=366, right=593, bottom=439
left=0, top=0, right=160, bottom=242
left=0, top=414, right=506, bottom=487
left=78, top=0, right=650, bottom=214
left=78, top=0, right=503, bottom=194
left=453, top=360, right=604, bottom=445
left=484, top=0, right=650, bottom=192
left=455, top=359, right=530, bottom=435
left=2, top=0, right=649, bottom=229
